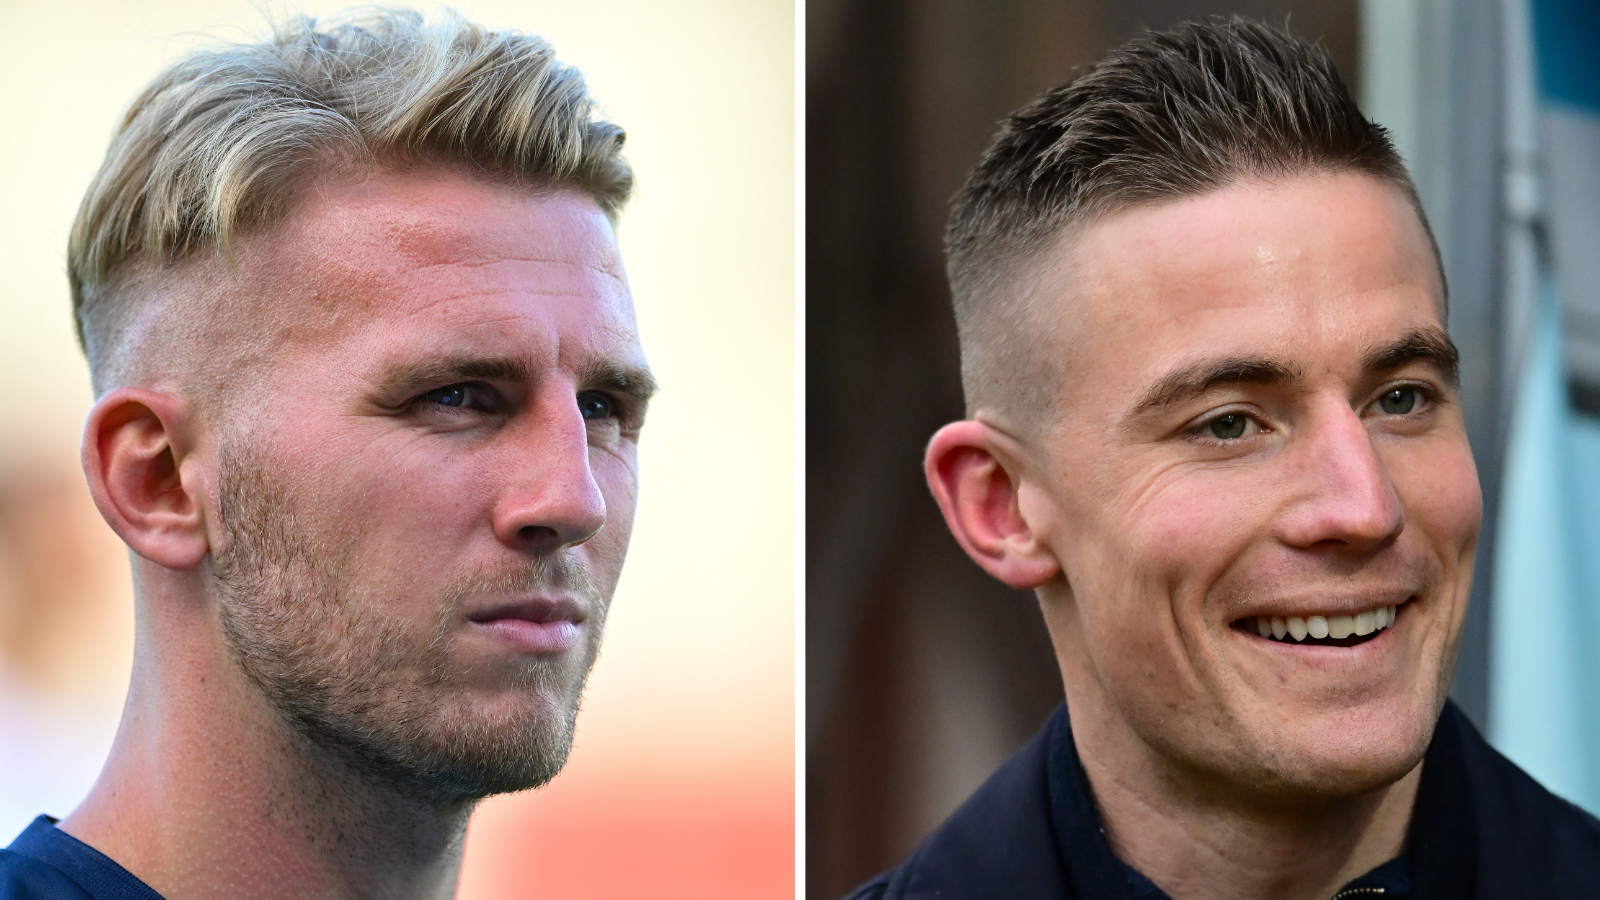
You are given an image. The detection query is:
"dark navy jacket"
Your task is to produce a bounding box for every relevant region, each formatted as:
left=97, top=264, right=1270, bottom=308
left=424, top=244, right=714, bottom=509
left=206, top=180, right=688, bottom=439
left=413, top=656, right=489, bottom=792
left=848, top=701, right=1600, bottom=899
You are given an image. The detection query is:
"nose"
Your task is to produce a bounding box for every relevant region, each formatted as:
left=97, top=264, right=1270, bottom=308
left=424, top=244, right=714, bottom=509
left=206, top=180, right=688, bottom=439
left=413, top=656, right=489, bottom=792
left=491, top=393, right=607, bottom=553
left=1276, top=402, right=1404, bottom=552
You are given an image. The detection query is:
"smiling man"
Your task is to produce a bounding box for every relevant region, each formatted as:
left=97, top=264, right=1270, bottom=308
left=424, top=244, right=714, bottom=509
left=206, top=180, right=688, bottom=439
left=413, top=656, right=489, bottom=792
left=0, top=10, right=652, bottom=900
left=849, top=18, right=1600, bottom=900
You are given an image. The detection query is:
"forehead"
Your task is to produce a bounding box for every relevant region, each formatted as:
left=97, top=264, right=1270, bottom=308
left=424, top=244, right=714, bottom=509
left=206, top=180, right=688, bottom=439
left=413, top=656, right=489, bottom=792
left=297, top=170, right=618, bottom=264
left=217, top=169, right=641, bottom=378
left=1040, top=174, right=1445, bottom=405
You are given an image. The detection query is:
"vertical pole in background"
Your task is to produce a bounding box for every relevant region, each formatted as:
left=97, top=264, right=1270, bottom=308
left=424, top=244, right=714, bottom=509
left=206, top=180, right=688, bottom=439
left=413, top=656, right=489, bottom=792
left=1360, top=0, right=1508, bottom=732
left=1489, top=0, right=1600, bottom=815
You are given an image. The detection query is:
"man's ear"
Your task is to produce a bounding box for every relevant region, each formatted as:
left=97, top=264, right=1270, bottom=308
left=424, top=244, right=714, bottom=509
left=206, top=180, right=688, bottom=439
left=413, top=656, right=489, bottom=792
left=82, top=388, right=209, bottom=571
left=925, top=420, right=1060, bottom=590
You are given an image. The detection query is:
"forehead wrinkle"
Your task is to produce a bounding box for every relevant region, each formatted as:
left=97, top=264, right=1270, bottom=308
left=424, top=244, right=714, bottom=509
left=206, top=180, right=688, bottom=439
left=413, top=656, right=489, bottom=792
left=403, top=254, right=626, bottom=287
left=370, top=287, right=637, bottom=338
left=371, top=250, right=631, bottom=313
left=282, top=248, right=634, bottom=334
left=370, top=189, right=624, bottom=278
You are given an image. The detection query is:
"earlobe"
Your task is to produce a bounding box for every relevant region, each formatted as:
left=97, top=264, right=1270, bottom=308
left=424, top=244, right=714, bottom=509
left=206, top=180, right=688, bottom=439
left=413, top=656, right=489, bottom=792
left=83, top=389, right=210, bottom=571
left=925, top=420, right=1060, bottom=589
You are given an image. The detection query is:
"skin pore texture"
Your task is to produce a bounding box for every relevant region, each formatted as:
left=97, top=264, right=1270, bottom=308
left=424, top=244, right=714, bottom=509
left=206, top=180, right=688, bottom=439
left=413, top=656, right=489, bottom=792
left=926, top=172, right=1481, bottom=900
left=63, top=170, right=651, bottom=900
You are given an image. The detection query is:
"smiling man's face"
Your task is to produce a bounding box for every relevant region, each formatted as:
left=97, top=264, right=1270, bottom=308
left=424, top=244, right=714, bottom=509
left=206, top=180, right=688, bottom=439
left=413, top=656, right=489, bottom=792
left=1021, top=172, right=1480, bottom=798
left=181, top=169, right=652, bottom=802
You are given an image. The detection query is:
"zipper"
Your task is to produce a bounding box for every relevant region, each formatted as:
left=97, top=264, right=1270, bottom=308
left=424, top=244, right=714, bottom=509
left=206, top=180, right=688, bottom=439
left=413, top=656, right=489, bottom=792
left=1332, top=889, right=1386, bottom=899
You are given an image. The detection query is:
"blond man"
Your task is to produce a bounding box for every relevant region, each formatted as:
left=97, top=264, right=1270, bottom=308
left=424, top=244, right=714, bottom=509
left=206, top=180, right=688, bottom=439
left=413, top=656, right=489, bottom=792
left=0, top=10, right=653, bottom=899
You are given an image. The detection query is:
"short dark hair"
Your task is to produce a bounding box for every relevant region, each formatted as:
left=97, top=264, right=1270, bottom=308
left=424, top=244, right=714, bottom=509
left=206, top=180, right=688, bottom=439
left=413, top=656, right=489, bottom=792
left=946, top=17, right=1441, bottom=417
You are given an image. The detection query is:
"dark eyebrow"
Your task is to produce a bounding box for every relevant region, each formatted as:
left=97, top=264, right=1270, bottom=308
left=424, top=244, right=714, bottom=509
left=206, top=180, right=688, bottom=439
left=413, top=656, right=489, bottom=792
left=578, top=358, right=659, bottom=407
left=375, top=354, right=658, bottom=408
left=1129, top=357, right=1302, bottom=418
left=376, top=355, right=534, bottom=395
left=1126, top=326, right=1461, bottom=421
left=1361, top=327, right=1460, bottom=387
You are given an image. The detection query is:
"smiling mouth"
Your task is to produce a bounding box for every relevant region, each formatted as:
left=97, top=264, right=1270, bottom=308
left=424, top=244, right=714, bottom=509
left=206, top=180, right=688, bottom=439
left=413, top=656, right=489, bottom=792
left=1234, top=602, right=1406, bottom=648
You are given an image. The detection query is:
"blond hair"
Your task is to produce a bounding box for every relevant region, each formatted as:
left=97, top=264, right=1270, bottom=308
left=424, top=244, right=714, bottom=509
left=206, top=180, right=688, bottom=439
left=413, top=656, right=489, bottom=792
left=70, top=7, right=632, bottom=394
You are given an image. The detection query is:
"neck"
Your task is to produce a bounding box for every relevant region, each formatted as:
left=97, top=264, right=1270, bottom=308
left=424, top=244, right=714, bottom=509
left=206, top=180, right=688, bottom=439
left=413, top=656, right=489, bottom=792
left=60, top=578, right=473, bottom=900
left=1068, top=694, right=1420, bottom=900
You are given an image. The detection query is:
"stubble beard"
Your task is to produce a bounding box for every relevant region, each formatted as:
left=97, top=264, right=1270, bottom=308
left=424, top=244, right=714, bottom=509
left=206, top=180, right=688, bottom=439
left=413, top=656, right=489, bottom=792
left=211, top=445, right=609, bottom=807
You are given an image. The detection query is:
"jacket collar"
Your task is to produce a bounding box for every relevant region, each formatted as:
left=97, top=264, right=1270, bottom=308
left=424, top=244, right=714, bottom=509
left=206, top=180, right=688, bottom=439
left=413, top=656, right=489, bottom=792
left=894, top=700, right=1477, bottom=899
left=1041, top=701, right=1473, bottom=899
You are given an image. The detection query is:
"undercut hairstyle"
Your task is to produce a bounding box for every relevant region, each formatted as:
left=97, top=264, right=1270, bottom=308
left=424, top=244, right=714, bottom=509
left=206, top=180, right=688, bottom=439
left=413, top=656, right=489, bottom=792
left=946, top=17, right=1443, bottom=419
left=70, top=8, right=632, bottom=395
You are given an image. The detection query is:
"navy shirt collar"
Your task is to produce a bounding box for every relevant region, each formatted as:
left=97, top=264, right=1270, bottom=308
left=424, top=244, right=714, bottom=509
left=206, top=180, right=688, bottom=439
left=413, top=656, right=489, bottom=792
left=1042, top=705, right=1475, bottom=900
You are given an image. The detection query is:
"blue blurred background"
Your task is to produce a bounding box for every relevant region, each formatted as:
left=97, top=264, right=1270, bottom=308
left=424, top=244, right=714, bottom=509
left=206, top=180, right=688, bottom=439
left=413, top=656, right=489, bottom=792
left=1488, top=0, right=1600, bottom=827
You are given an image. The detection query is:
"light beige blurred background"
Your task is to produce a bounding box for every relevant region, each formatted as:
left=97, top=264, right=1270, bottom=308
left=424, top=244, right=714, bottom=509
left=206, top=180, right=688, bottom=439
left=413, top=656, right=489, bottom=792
left=0, top=1, right=795, bottom=897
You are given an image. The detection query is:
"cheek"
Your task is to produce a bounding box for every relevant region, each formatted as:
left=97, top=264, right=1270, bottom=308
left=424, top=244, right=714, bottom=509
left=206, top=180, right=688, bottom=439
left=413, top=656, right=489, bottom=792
left=592, top=445, right=639, bottom=513
left=271, top=428, right=494, bottom=570
left=1074, top=461, right=1272, bottom=609
left=1391, top=438, right=1482, bottom=555
left=588, top=447, right=640, bottom=558
left=1059, top=467, right=1261, bottom=686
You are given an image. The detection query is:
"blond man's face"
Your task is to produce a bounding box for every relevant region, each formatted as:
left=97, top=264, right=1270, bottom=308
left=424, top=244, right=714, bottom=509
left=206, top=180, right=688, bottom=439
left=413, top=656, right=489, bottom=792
left=192, top=170, right=651, bottom=800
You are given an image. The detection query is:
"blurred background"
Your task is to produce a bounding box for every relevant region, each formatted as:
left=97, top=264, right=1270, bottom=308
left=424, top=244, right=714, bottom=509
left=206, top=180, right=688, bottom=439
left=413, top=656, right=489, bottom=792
left=806, top=0, right=1600, bottom=895
left=0, top=2, right=794, bottom=898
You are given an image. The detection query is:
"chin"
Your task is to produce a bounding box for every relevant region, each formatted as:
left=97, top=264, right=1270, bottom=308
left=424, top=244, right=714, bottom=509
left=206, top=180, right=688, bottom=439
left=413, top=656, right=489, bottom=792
left=305, top=686, right=586, bottom=805
left=1227, top=698, right=1440, bottom=803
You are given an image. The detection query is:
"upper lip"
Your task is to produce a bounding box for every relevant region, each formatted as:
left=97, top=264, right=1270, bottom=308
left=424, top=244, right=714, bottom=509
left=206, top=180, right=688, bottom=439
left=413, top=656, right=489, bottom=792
left=1228, top=592, right=1415, bottom=624
left=466, top=597, right=587, bottom=626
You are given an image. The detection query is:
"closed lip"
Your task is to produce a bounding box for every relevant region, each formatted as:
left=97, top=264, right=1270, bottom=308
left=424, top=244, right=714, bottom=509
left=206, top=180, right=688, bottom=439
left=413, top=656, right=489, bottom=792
left=466, top=597, right=587, bottom=626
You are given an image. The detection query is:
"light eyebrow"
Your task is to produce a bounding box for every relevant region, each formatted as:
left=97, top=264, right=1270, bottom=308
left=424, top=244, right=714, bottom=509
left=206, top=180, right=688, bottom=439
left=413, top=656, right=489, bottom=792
left=1129, top=356, right=1302, bottom=418
left=1360, top=327, right=1460, bottom=387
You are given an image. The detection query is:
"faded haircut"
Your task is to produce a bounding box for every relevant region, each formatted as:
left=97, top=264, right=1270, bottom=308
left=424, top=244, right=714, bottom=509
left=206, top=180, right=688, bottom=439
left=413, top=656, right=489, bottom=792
left=70, top=7, right=631, bottom=395
left=945, top=17, right=1442, bottom=419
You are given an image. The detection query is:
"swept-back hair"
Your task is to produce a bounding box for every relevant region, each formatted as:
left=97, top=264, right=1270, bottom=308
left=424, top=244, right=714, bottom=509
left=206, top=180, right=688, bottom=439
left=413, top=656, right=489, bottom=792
left=70, top=7, right=631, bottom=393
left=946, top=17, right=1440, bottom=417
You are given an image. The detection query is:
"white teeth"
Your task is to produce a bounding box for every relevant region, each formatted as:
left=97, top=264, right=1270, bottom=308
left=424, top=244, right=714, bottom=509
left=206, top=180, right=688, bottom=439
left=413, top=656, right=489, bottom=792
left=1252, top=604, right=1402, bottom=643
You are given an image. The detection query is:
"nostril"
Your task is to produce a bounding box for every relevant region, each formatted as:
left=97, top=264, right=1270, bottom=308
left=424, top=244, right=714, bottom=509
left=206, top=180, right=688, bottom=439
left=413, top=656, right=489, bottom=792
left=517, top=524, right=560, bottom=542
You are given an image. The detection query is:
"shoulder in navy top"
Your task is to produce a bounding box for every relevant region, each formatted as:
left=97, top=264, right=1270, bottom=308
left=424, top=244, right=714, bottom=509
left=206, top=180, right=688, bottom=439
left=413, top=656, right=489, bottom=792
left=0, top=816, right=165, bottom=900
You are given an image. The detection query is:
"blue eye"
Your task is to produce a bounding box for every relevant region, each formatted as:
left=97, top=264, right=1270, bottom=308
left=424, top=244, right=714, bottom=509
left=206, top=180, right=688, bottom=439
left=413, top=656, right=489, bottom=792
left=420, top=383, right=498, bottom=411
left=577, top=391, right=615, bottom=421
left=1377, top=387, right=1420, bottom=415
left=426, top=385, right=469, bottom=407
